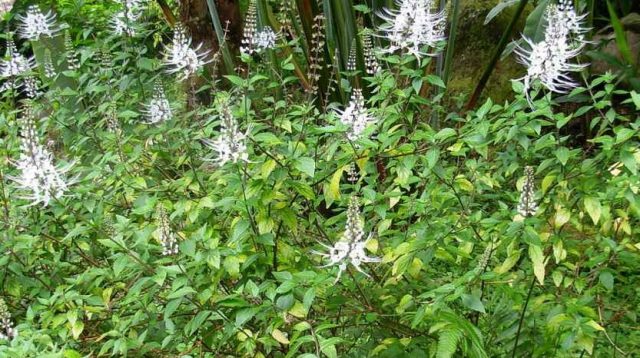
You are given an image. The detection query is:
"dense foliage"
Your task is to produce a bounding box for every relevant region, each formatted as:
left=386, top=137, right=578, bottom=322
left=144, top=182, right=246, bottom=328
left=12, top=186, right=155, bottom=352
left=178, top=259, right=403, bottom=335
left=0, top=0, right=639, bottom=357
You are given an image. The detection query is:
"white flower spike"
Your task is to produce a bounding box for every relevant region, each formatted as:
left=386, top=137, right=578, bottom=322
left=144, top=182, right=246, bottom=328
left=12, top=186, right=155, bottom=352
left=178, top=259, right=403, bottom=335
left=10, top=106, right=73, bottom=207
left=314, top=196, right=381, bottom=282
left=378, top=0, right=447, bottom=60
left=163, top=23, right=211, bottom=81
left=517, top=166, right=538, bottom=217
left=202, top=103, right=249, bottom=166
left=111, top=0, right=144, bottom=36
left=143, top=82, right=172, bottom=124
left=335, top=89, right=375, bottom=141
left=0, top=36, right=35, bottom=79
left=16, top=5, right=60, bottom=41
left=0, top=298, right=16, bottom=340
left=156, top=206, right=179, bottom=256
left=515, top=0, right=588, bottom=105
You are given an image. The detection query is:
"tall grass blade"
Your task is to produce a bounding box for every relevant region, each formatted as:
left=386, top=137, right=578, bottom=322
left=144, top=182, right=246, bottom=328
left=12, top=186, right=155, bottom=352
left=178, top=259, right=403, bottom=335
left=466, top=0, right=529, bottom=110
left=205, top=0, right=236, bottom=76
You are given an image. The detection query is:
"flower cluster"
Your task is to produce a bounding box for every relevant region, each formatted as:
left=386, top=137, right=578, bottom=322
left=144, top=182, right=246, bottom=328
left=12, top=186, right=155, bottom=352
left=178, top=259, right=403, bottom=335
left=43, top=49, right=56, bottom=78
left=143, top=82, right=172, bottom=124
left=314, top=196, right=380, bottom=282
left=335, top=89, right=375, bottom=141
left=0, top=298, right=16, bottom=340
left=378, top=0, right=446, bottom=59
left=240, top=0, right=277, bottom=55
left=163, top=23, right=211, bottom=81
left=363, top=32, right=381, bottom=75
left=517, top=166, right=538, bottom=217
left=156, top=206, right=178, bottom=256
left=240, top=0, right=258, bottom=55
left=10, top=106, right=72, bottom=206
left=515, top=0, right=588, bottom=104
left=255, top=28, right=277, bottom=52
left=308, top=14, right=326, bottom=91
left=111, top=0, right=144, bottom=36
left=64, top=30, right=80, bottom=71
left=16, top=5, right=60, bottom=41
left=202, top=103, right=249, bottom=166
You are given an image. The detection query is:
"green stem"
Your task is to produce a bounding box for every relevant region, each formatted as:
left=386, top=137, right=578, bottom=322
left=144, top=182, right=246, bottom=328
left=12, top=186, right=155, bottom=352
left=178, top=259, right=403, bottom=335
left=466, top=0, right=529, bottom=110
left=511, top=275, right=536, bottom=358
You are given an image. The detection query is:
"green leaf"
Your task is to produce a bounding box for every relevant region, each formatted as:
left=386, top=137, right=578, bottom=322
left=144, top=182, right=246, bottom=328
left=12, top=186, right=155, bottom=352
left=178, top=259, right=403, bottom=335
left=436, top=329, right=463, bottom=358
left=426, top=74, right=446, bottom=88
left=276, top=294, right=294, bottom=311
left=167, top=287, right=196, bottom=300
left=461, top=293, right=486, bottom=313
left=295, top=157, right=316, bottom=177
left=599, top=271, right=614, bottom=290
left=523, top=0, right=550, bottom=43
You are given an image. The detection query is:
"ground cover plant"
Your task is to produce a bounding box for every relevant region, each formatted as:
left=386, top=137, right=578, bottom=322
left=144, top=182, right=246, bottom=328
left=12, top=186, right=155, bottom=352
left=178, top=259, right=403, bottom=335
left=0, top=0, right=639, bottom=356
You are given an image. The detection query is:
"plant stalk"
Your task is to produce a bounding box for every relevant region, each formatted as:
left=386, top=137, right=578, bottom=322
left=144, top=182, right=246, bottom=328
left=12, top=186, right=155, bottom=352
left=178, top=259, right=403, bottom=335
left=511, top=275, right=536, bottom=358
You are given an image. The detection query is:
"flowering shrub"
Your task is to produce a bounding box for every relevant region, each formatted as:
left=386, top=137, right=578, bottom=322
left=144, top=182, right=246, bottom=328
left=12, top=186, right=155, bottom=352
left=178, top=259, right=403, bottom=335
left=0, top=0, right=638, bottom=357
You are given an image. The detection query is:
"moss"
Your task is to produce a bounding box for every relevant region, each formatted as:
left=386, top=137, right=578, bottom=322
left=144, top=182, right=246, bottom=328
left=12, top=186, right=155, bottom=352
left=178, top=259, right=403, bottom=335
left=447, top=0, right=533, bottom=104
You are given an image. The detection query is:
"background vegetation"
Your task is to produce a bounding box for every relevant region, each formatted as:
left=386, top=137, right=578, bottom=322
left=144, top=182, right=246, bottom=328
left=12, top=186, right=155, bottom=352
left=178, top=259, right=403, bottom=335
left=0, top=0, right=639, bottom=357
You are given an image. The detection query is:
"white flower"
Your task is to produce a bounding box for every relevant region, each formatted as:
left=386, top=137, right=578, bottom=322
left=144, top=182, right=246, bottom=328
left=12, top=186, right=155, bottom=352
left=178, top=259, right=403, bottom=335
left=240, top=0, right=276, bottom=56
left=16, top=5, right=60, bottom=41
left=143, top=83, right=172, bottom=123
left=515, top=0, right=588, bottom=104
left=10, top=106, right=72, bottom=207
left=517, top=166, right=538, bottom=217
left=378, top=0, right=446, bottom=59
left=22, top=75, right=40, bottom=98
left=0, top=37, right=35, bottom=79
left=202, top=103, right=249, bottom=166
left=111, top=0, right=144, bottom=36
left=163, top=24, right=211, bottom=81
left=0, top=298, right=16, bottom=340
left=314, top=197, right=381, bottom=282
left=335, top=89, right=375, bottom=141
left=156, top=206, right=178, bottom=256
left=255, top=28, right=277, bottom=51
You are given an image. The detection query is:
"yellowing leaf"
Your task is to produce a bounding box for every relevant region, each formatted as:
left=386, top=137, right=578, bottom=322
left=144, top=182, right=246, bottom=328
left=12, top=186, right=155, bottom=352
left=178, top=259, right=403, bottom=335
left=529, top=244, right=546, bottom=285
left=554, top=207, right=571, bottom=229
left=271, top=328, right=290, bottom=345
left=326, top=166, right=346, bottom=207
left=495, top=251, right=521, bottom=274
left=583, top=197, right=602, bottom=225
left=365, top=238, right=378, bottom=253
left=585, top=320, right=605, bottom=331
left=288, top=301, right=307, bottom=318
left=408, top=258, right=423, bottom=278
left=261, top=159, right=277, bottom=178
